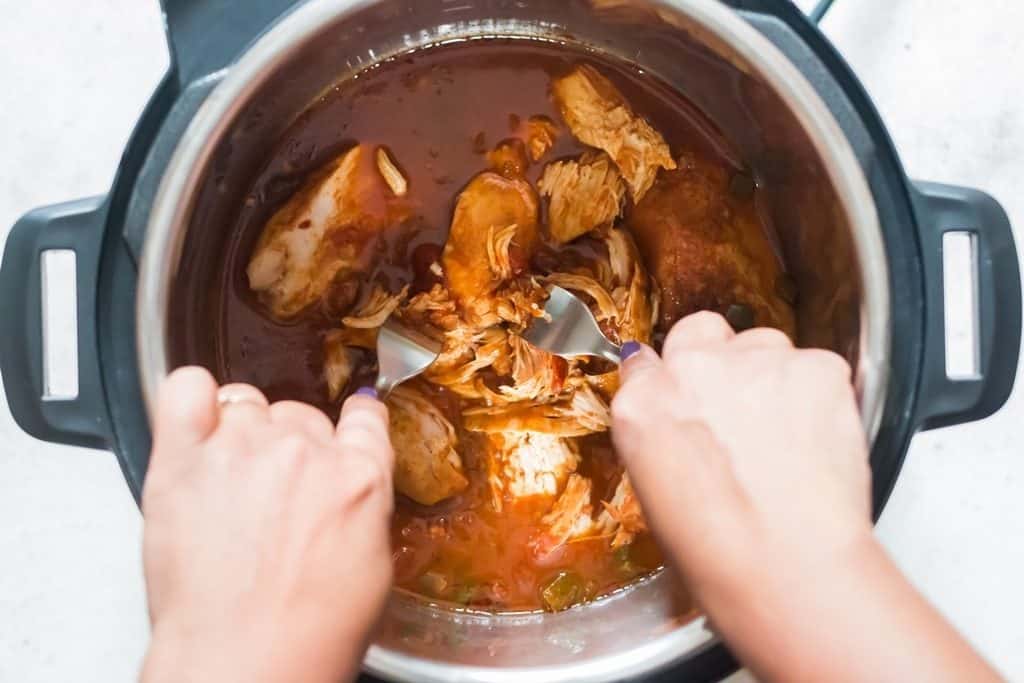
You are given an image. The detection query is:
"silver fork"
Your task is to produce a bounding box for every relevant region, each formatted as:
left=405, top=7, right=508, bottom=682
left=521, top=285, right=622, bottom=363
left=373, top=317, right=443, bottom=399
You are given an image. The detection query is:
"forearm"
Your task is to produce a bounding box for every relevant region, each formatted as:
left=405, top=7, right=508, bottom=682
left=697, top=532, right=1001, bottom=683
left=141, top=619, right=365, bottom=683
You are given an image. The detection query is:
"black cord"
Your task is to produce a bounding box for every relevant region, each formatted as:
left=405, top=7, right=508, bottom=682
left=809, top=0, right=837, bottom=24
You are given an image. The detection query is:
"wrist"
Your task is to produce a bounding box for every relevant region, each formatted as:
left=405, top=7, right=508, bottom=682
left=693, top=524, right=886, bottom=680
left=143, top=613, right=366, bottom=683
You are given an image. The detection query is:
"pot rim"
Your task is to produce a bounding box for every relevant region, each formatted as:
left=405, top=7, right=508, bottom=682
left=137, top=0, right=891, bottom=679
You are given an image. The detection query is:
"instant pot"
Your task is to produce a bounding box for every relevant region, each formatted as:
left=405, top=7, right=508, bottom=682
left=2, top=1, right=1020, bottom=681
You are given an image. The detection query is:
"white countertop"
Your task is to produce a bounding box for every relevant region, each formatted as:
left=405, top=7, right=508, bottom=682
left=1, top=1, right=1021, bottom=680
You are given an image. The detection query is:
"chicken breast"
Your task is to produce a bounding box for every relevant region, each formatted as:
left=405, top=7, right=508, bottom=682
left=246, top=145, right=409, bottom=318
left=387, top=385, right=469, bottom=506
left=627, top=152, right=796, bottom=336
left=487, top=433, right=580, bottom=510
left=539, top=151, right=627, bottom=243
left=442, top=172, right=540, bottom=324
left=552, top=65, right=675, bottom=202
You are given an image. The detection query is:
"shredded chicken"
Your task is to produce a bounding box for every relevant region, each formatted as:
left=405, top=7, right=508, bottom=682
left=596, top=474, right=647, bottom=548
left=246, top=145, right=409, bottom=318
left=463, top=381, right=610, bottom=437
left=499, top=335, right=568, bottom=403
left=376, top=146, right=408, bottom=196
left=442, top=171, right=539, bottom=325
left=404, top=283, right=460, bottom=332
left=426, top=326, right=507, bottom=389
left=538, top=474, right=596, bottom=549
left=546, top=272, right=620, bottom=323
left=388, top=385, right=469, bottom=506
left=486, top=224, right=518, bottom=281
left=539, top=151, right=626, bottom=243
left=521, top=115, right=559, bottom=161
left=342, top=284, right=410, bottom=328
left=553, top=65, right=675, bottom=202
left=487, top=433, right=580, bottom=510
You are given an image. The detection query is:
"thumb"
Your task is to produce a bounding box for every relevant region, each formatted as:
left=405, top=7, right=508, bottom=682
left=611, top=343, right=682, bottom=470
left=336, top=389, right=394, bottom=471
left=153, top=366, right=219, bottom=450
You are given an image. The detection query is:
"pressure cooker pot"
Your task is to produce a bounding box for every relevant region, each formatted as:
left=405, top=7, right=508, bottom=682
left=1, top=1, right=1019, bottom=681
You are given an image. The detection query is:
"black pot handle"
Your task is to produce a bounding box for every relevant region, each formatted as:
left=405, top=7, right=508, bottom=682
left=160, top=0, right=302, bottom=85
left=0, top=197, right=113, bottom=450
left=911, top=181, right=1021, bottom=431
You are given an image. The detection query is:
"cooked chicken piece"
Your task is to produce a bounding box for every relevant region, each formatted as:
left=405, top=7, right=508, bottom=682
left=375, top=146, right=408, bottom=196
left=388, top=385, right=468, bottom=506
left=520, top=115, right=560, bottom=161
left=487, top=433, right=580, bottom=510
left=342, top=283, right=410, bottom=328
left=584, top=371, right=620, bottom=400
left=596, top=228, right=657, bottom=343
left=627, top=152, right=796, bottom=336
left=553, top=65, right=675, bottom=202
left=596, top=474, right=647, bottom=548
left=323, top=331, right=357, bottom=401
left=426, top=326, right=507, bottom=389
left=403, top=283, right=460, bottom=332
left=546, top=272, right=620, bottom=323
left=498, top=335, right=569, bottom=403
left=539, top=152, right=626, bottom=244
left=443, top=172, right=540, bottom=324
left=487, top=224, right=519, bottom=281
left=492, top=277, right=548, bottom=330
left=463, top=382, right=610, bottom=436
left=537, top=474, right=596, bottom=551
left=247, top=145, right=408, bottom=318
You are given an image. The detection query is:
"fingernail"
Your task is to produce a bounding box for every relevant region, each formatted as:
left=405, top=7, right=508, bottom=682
left=355, top=386, right=379, bottom=399
left=620, top=341, right=643, bottom=361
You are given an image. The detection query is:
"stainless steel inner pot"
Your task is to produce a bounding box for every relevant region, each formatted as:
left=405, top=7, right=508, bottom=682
left=137, top=0, right=890, bottom=680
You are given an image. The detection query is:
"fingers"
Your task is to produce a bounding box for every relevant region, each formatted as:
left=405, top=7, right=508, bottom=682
left=216, top=383, right=270, bottom=428
left=612, top=344, right=686, bottom=466
left=154, top=366, right=220, bottom=449
left=661, top=311, right=735, bottom=359
left=269, top=401, right=335, bottom=444
left=730, top=327, right=794, bottom=350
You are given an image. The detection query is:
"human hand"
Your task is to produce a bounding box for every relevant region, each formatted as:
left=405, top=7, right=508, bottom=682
left=612, top=313, right=998, bottom=683
left=614, top=312, right=871, bottom=595
left=140, top=367, right=394, bottom=683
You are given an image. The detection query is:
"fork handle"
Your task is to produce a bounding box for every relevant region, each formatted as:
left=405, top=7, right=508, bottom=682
left=374, top=375, right=398, bottom=401
left=597, top=338, right=623, bottom=365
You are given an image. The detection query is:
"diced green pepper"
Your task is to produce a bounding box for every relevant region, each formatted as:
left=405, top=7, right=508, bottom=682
left=541, top=571, right=586, bottom=612
left=452, top=582, right=477, bottom=605
left=418, top=571, right=449, bottom=598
